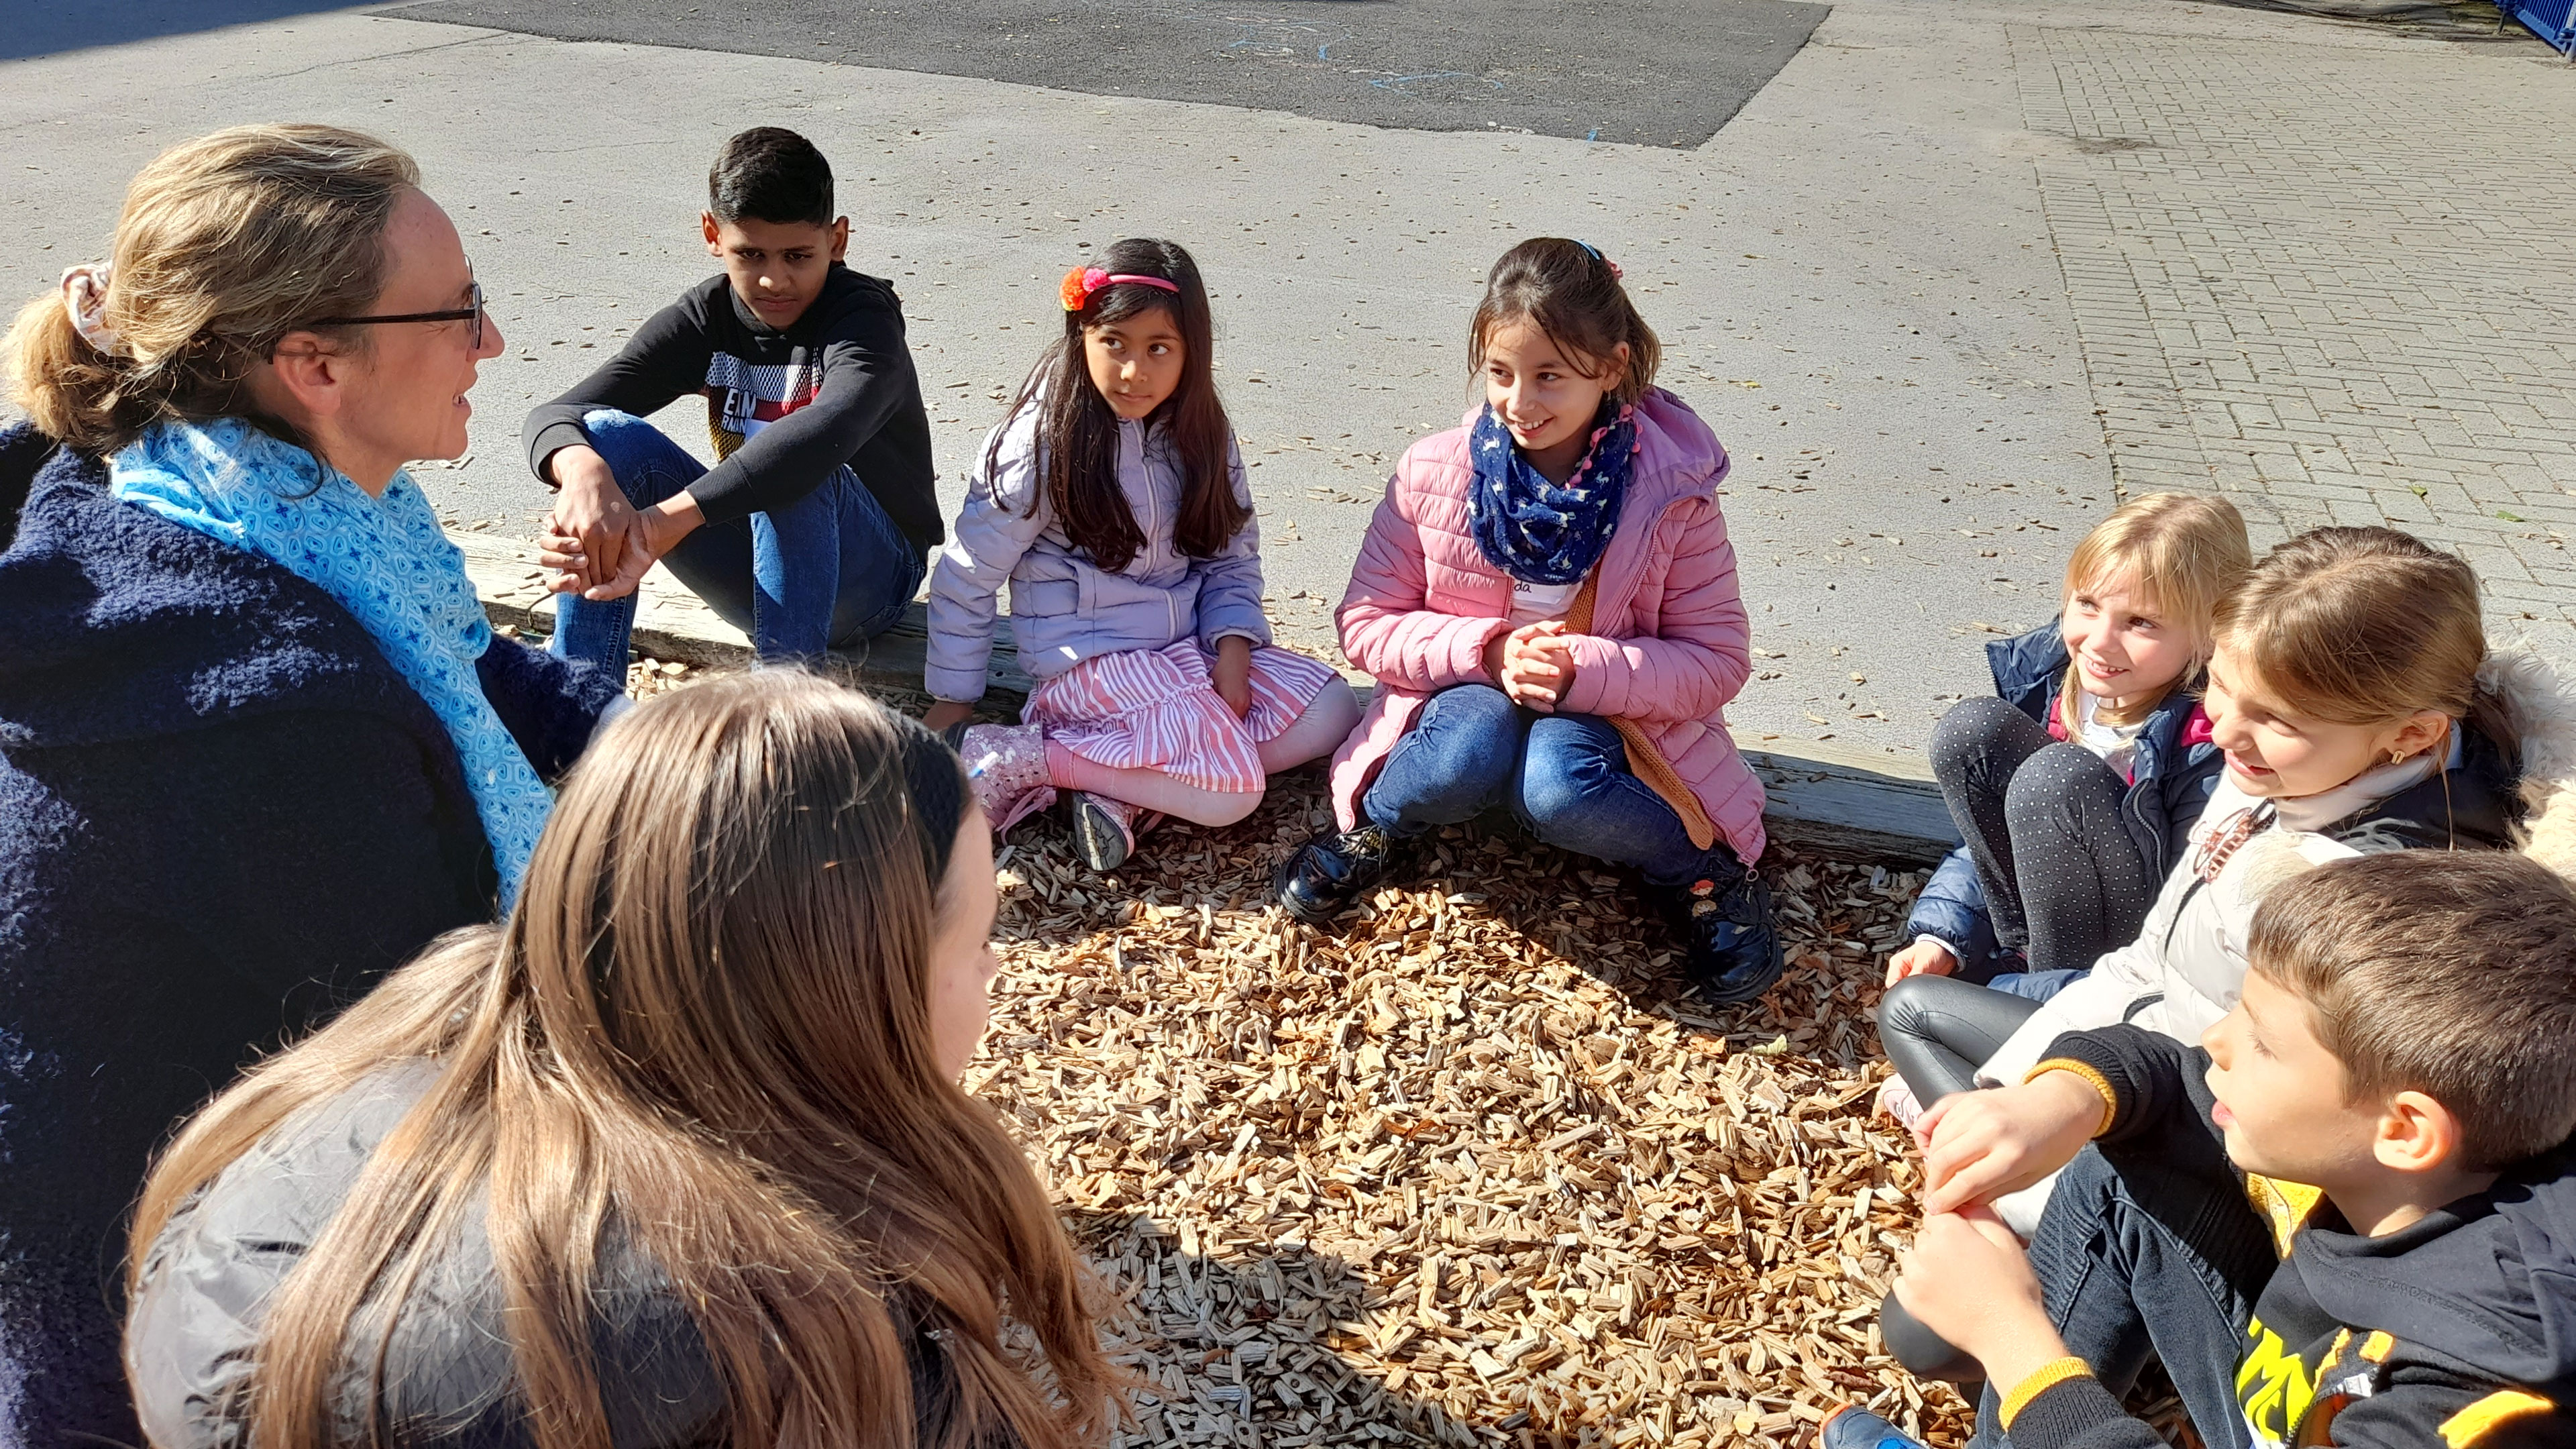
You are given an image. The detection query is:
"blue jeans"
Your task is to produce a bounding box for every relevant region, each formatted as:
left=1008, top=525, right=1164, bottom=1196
left=1360, top=684, right=1738, bottom=887
left=1970, top=1136, right=2277, bottom=1449
left=549, top=410, right=926, bottom=667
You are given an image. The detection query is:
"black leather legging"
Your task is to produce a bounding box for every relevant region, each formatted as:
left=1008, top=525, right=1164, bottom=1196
left=1878, top=973, right=2045, bottom=1102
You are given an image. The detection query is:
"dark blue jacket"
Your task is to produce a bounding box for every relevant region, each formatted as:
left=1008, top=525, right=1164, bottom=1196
left=0, top=426, right=621, bottom=1449
left=1904, top=621, right=2224, bottom=972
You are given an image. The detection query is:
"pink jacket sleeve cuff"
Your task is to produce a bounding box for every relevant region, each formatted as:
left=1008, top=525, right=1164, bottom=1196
left=1440, top=616, right=1513, bottom=688
left=1559, top=634, right=1624, bottom=715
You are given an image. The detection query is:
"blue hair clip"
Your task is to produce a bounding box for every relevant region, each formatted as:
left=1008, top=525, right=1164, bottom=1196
left=1574, top=240, right=1623, bottom=281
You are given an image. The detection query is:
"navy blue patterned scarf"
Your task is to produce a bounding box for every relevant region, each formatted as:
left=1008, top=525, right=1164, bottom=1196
left=1464, top=401, right=1638, bottom=585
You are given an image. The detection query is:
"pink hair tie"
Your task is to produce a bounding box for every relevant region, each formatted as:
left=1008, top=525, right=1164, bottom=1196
left=1059, top=265, right=1180, bottom=311
left=1574, top=240, right=1624, bottom=282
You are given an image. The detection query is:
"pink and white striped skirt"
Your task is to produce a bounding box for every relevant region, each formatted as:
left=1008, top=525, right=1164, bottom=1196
left=1024, top=640, right=1341, bottom=794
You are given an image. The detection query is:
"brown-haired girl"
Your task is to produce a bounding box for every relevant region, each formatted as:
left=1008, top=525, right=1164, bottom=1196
left=923, top=237, right=1357, bottom=872
left=1885, top=493, right=2251, bottom=1001
left=124, top=672, right=1118, bottom=1449
left=1273, top=237, right=1779, bottom=1002
left=1878, top=526, right=2575, bottom=1111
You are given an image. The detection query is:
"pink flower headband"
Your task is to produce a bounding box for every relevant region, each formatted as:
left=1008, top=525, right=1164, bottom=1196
left=1060, top=265, right=1179, bottom=312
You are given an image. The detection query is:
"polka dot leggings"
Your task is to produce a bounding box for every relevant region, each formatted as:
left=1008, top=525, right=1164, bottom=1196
left=1929, top=696, right=2161, bottom=977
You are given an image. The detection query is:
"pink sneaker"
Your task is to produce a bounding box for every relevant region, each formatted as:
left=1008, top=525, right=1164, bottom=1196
left=957, top=722, right=1055, bottom=834
left=1071, top=792, right=1140, bottom=871
left=1875, top=1076, right=1927, bottom=1132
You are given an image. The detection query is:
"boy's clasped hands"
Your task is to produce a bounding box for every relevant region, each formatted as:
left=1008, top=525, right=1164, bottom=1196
left=1484, top=620, right=1581, bottom=710
left=1890, top=1073, right=2113, bottom=1399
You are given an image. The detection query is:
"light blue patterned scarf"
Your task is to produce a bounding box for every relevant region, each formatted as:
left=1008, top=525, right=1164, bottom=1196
left=111, top=417, right=551, bottom=904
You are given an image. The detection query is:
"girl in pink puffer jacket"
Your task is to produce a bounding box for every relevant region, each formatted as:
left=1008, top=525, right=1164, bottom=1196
left=1273, top=238, right=1779, bottom=1002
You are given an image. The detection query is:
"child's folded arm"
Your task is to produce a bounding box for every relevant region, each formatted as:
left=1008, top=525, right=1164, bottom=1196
left=1336, top=490, right=1510, bottom=691
left=686, top=329, right=914, bottom=529
left=1906, top=846, right=1997, bottom=966
left=2326, top=1378, right=2570, bottom=1449
left=1991, top=1365, right=2174, bottom=1449
left=2030, top=1024, right=2198, bottom=1144
left=1189, top=451, right=1273, bottom=650
left=923, top=441, right=1049, bottom=704
left=523, top=303, right=708, bottom=482
left=1553, top=507, right=1750, bottom=720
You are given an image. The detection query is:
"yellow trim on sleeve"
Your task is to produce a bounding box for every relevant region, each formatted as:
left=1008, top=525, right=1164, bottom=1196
left=1999, top=1357, right=2097, bottom=1430
left=2026, top=1059, right=2118, bottom=1138
left=2359, top=1330, right=2396, bottom=1364
left=2440, top=1389, right=2555, bottom=1447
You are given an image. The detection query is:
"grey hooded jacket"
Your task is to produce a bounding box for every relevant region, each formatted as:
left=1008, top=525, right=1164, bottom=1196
left=125, top=1062, right=983, bottom=1449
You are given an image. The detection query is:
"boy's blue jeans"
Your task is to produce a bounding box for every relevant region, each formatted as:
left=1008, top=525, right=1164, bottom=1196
left=549, top=410, right=926, bottom=668
left=1360, top=684, right=1741, bottom=886
left=1968, top=1137, right=2277, bottom=1449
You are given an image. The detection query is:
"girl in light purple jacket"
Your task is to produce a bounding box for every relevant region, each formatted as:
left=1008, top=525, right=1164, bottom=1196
left=923, top=239, right=1356, bottom=871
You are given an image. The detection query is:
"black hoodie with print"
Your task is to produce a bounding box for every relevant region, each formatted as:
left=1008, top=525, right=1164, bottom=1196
left=2004, top=1024, right=2575, bottom=1449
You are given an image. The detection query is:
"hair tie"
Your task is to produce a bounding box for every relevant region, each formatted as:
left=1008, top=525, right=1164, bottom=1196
left=895, top=713, right=969, bottom=885
left=60, top=263, right=127, bottom=358
left=1573, top=240, right=1625, bottom=283
left=1059, top=265, right=1181, bottom=312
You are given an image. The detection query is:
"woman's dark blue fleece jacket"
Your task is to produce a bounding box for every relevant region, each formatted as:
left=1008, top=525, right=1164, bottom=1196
left=0, top=425, right=621, bottom=1449
left=1904, top=622, right=2225, bottom=975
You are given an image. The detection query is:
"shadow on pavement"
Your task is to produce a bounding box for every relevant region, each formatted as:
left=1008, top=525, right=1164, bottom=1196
left=1, top=0, right=366, bottom=61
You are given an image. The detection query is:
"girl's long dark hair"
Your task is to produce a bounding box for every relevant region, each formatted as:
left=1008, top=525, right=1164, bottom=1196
left=986, top=237, right=1246, bottom=573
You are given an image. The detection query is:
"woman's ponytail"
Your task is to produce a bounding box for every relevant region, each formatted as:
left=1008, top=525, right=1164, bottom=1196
left=3, top=286, right=133, bottom=456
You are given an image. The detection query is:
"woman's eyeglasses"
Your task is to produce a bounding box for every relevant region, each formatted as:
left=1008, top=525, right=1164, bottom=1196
left=305, top=280, right=488, bottom=350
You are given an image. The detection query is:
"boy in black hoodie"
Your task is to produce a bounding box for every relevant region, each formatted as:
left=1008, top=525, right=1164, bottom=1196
left=1827, top=850, right=2576, bottom=1449
left=526, top=127, right=938, bottom=668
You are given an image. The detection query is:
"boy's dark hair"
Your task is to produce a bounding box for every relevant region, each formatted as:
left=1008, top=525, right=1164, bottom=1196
left=988, top=237, right=1246, bottom=573
left=2249, top=851, right=2576, bottom=1171
left=1469, top=237, right=1661, bottom=407
left=708, top=127, right=833, bottom=227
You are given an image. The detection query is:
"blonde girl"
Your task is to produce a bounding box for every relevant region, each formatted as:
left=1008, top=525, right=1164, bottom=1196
left=123, top=674, right=1118, bottom=1449
left=1888, top=493, right=2251, bottom=996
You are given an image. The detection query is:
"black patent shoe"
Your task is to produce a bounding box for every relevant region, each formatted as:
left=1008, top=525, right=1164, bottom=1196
left=1273, top=823, right=1398, bottom=924
left=1661, top=868, right=1782, bottom=1004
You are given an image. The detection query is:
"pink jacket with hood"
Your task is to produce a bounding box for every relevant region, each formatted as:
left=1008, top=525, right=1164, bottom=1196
left=1328, top=388, right=1767, bottom=863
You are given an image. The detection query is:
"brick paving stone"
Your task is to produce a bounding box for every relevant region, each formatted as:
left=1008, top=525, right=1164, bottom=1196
left=2015, top=19, right=2573, bottom=642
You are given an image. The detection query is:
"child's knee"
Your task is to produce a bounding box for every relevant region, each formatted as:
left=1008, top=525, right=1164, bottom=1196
left=1308, top=675, right=1362, bottom=733
left=1201, top=786, right=1264, bottom=826
left=2004, top=741, right=2120, bottom=827
left=1512, top=717, right=1618, bottom=835
left=1929, top=696, right=2031, bottom=780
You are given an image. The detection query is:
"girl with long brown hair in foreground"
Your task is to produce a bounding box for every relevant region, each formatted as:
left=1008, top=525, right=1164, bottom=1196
left=122, top=672, right=1118, bottom=1449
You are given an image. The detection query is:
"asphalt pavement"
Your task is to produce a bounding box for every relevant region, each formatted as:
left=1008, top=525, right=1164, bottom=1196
left=386, top=0, right=1827, bottom=149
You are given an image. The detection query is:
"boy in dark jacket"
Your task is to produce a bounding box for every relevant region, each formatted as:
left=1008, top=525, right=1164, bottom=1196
left=1829, top=849, right=2576, bottom=1449
left=528, top=126, right=939, bottom=667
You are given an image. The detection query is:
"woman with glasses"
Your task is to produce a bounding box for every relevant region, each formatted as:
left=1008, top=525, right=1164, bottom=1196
left=0, top=125, right=623, bottom=1447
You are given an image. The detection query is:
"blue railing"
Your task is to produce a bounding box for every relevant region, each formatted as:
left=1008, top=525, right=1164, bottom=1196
left=2502, top=0, right=2576, bottom=55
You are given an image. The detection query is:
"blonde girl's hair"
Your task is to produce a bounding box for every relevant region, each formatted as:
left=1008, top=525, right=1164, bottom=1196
left=2056, top=492, right=2253, bottom=733
left=127, top=673, right=1117, bottom=1449
left=2214, top=526, right=2489, bottom=735
left=3, top=123, right=417, bottom=457
left=1469, top=237, right=1661, bottom=407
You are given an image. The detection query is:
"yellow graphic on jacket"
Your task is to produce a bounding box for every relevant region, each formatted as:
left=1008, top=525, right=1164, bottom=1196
left=2237, top=1316, right=2317, bottom=1448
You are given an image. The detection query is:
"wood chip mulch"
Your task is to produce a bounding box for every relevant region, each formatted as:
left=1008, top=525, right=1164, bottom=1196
left=602, top=659, right=2021, bottom=1448
left=966, top=776, right=1976, bottom=1449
